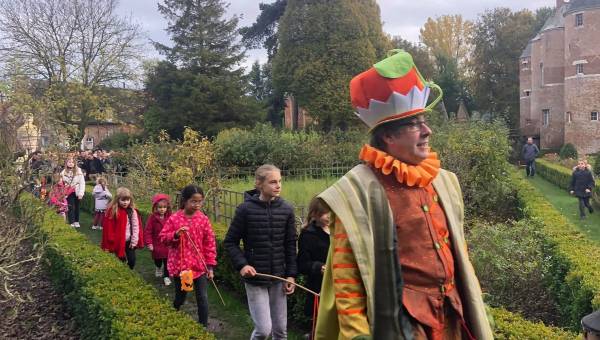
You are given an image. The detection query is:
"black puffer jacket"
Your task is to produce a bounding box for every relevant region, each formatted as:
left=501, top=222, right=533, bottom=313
left=297, top=221, right=330, bottom=316
left=223, top=189, right=298, bottom=285
left=570, top=168, right=595, bottom=197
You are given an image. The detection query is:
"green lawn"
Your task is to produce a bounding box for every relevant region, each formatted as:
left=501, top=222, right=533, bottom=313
left=77, top=211, right=305, bottom=340
left=526, top=174, right=600, bottom=243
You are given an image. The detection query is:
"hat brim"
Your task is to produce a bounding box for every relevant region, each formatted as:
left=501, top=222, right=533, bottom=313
left=367, top=108, right=427, bottom=132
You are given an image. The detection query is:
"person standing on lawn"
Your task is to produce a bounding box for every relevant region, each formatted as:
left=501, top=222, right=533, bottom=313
left=570, top=159, right=595, bottom=220
left=522, top=137, right=540, bottom=177
left=223, top=164, right=298, bottom=340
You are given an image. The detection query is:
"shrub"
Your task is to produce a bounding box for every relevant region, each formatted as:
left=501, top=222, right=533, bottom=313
left=431, top=121, right=519, bottom=221
left=559, top=143, right=578, bottom=160
left=467, top=218, right=560, bottom=325
left=17, top=194, right=214, bottom=339
left=96, top=132, right=142, bottom=151
left=511, top=169, right=600, bottom=330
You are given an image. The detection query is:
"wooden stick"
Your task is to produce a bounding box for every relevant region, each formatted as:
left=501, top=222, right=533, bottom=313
left=253, top=273, right=320, bottom=297
left=183, top=232, right=227, bottom=306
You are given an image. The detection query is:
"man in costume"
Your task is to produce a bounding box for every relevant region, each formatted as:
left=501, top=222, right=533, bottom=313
left=315, top=51, right=493, bottom=340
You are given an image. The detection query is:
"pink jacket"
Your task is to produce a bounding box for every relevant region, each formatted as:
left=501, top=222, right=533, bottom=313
left=144, top=212, right=171, bottom=260
left=159, top=210, right=217, bottom=279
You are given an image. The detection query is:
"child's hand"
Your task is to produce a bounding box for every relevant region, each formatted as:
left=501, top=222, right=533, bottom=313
left=240, top=265, right=256, bottom=277
left=147, top=244, right=154, bottom=251
left=207, top=269, right=214, bottom=280
left=284, top=277, right=296, bottom=295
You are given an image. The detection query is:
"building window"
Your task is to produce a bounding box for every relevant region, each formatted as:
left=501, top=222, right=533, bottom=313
left=543, top=109, right=550, bottom=126
left=567, top=112, right=572, bottom=123
left=540, top=62, right=544, bottom=86
left=592, top=111, right=599, bottom=121
left=576, top=13, right=583, bottom=27
left=576, top=64, right=584, bottom=75
left=524, top=90, right=531, bottom=97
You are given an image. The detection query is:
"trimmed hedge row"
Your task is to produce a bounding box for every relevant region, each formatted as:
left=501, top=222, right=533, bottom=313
left=18, top=194, right=214, bottom=339
left=535, top=159, right=600, bottom=204
left=490, top=307, right=576, bottom=339
left=511, top=169, right=600, bottom=330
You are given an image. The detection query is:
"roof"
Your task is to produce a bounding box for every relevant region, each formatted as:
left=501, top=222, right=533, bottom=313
left=565, top=0, right=600, bottom=15
left=540, top=4, right=567, bottom=32
left=520, top=42, right=532, bottom=58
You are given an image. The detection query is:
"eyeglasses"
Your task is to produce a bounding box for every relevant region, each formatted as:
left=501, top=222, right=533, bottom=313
left=398, top=120, right=429, bottom=131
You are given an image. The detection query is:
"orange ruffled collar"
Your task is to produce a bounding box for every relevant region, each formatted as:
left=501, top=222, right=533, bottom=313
left=359, top=144, right=441, bottom=188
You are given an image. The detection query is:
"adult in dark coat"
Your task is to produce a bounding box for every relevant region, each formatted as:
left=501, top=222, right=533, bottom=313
left=570, top=160, right=595, bottom=219
left=522, top=137, right=540, bottom=177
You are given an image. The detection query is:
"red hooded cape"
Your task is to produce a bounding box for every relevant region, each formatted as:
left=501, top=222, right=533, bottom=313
left=101, top=206, right=144, bottom=258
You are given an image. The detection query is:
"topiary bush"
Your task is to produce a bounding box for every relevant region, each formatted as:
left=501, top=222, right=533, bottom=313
left=467, top=218, right=561, bottom=325
left=559, top=143, right=578, bottom=160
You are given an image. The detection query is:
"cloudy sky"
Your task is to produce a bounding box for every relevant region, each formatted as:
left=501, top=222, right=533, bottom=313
left=117, top=0, right=557, bottom=69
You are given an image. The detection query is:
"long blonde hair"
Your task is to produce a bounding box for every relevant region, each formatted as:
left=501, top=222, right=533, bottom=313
left=106, top=187, right=136, bottom=219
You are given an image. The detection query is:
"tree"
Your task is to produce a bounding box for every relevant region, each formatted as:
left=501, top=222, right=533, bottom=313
left=419, top=15, right=473, bottom=71
left=240, top=0, right=288, bottom=60
left=272, top=0, right=390, bottom=130
left=433, top=53, right=472, bottom=115
left=154, top=0, right=244, bottom=74
left=469, top=8, right=542, bottom=129
left=144, top=0, right=263, bottom=138
left=0, top=0, right=143, bottom=142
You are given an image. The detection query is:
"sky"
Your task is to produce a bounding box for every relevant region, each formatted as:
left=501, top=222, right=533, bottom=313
left=117, top=0, right=558, bottom=70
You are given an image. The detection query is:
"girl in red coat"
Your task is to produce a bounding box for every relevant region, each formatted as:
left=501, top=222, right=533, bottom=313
left=101, top=187, right=144, bottom=269
left=144, top=193, right=173, bottom=286
left=159, top=184, right=217, bottom=327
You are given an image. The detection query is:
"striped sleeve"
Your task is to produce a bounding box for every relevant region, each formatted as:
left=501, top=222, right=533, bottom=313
left=331, top=215, right=370, bottom=338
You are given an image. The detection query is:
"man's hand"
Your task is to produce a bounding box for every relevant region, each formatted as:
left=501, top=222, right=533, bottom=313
left=284, top=277, right=295, bottom=295
left=175, top=227, right=188, bottom=237
left=586, top=189, right=591, bottom=193
left=207, top=269, right=214, bottom=280
left=147, top=244, right=154, bottom=251
left=570, top=190, right=575, bottom=195
left=240, top=265, right=256, bottom=278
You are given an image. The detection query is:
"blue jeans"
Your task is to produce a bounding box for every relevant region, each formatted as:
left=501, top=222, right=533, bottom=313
left=526, top=159, right=536, bottom=177
left=245, top=282, right=287, bottom=340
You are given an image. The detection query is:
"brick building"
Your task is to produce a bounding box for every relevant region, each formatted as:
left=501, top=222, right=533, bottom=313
left=283, top=95, right=313, bottom=130
left=520, top=0, right=600, bottom=154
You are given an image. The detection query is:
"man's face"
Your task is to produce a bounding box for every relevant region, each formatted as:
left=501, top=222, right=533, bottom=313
left=527, top=138, right=533, bottom=144
left=383, top=115, right=432, bottom=165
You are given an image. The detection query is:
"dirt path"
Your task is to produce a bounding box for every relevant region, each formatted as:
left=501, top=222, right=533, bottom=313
left=0, top=210, right=79, bottom=340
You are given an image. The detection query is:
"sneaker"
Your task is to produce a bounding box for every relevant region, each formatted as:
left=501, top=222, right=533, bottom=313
left=164, top=277, right=172, bottom=286
left=97, top=226, right=103, bottom=230
left=91, top=225, right=98, bottom=230
left=73, top=222, right=81, bottom=228
left=155, top=267, right=162, bottom=277
left=70, top=223, right=76, bottom=227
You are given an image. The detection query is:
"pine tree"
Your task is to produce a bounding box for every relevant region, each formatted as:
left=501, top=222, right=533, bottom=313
left=272, top=0, right=390, bottom=130
left=145, top=0, right=263, bottom=137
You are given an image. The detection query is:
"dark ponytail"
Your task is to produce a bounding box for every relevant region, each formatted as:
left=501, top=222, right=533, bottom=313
left=179, top=184, right=204, bottom=209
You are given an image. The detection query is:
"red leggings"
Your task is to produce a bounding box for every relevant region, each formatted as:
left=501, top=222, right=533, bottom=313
left=93, top=210, right=105, bottom=226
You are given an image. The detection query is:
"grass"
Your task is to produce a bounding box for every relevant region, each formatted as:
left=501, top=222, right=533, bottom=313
left=526, top=175, right=600, bottom=243
left=224, top=176, right=336, bottom=207
left=77, top=211, right=305, bottom=340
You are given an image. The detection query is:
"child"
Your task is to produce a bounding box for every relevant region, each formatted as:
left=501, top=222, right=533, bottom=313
left=48, top=173, right=74, bottom=221
left=60, top=157, right=86, bottom=228
left=144, top=193, right=173, bottom=286
left=159, top=185, right=217, bottom=327
left=101, top=187, right=144, bottom=269
left=297, top=197, right=331, bottom=333
left=92, top=177, right=112, bottom=230
left=223, top=164, right=298, bottom=339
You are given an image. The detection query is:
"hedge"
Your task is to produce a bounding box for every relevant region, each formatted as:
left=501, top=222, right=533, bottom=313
left=490, top=308, right=576, bottom=339
left=535, top=158, right=600, bottom=205
left=18, top=194, right=214, bottom=339
left=511, top=169, right=600, bottom=329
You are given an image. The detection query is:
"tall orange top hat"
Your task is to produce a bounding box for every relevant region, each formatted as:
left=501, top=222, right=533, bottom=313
left=350, top=50, right=443, bottom=130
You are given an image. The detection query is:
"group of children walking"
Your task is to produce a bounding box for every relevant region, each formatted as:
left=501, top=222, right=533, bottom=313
left=47, top=161, right=330, bottom=338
